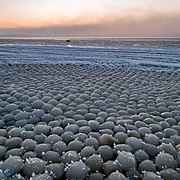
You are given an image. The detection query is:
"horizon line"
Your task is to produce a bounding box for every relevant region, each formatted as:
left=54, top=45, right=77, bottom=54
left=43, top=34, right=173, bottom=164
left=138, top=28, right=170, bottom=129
left=0, top=36, right=180, bottom=40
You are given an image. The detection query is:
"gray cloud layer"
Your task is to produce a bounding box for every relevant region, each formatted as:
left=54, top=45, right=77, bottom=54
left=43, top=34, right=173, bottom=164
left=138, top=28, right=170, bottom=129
left=0, top=13, right=180, bottom=37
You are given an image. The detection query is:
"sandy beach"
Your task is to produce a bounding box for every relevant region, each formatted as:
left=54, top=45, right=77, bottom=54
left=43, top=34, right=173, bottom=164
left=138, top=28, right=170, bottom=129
left=0, top=63, right=179, bottom=179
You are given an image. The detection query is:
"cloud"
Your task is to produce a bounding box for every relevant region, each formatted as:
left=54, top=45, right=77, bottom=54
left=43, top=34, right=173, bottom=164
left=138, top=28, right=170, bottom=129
left=0, top=12, right=180, bottom=37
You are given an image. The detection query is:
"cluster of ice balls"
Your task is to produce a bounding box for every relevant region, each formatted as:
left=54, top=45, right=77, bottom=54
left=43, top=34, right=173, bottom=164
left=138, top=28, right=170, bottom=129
left=0, top=64, right=180, bottom=179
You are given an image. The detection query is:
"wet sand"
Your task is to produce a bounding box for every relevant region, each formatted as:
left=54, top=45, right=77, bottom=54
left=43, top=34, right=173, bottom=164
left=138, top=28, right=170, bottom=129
left=0, top=64, right=180, bottom=179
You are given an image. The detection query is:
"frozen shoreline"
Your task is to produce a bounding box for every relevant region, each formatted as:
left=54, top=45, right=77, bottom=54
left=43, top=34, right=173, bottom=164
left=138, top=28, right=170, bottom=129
left=0, top=38, right=180, bottom=69
left=0, top=64, right=180, bottom=179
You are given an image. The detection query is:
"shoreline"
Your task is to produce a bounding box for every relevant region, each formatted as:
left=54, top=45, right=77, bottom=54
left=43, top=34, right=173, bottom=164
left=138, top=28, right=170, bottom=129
left=0, top=63, right=180, bottom=179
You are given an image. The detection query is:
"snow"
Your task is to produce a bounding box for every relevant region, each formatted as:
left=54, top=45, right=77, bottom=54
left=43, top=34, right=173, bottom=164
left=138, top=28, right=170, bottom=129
left=0, top=39, right=179, bottom=71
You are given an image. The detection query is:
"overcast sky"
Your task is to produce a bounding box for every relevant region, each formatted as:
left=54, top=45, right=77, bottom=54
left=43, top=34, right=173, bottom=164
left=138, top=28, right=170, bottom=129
left=0, top=0, right=180, bottom=37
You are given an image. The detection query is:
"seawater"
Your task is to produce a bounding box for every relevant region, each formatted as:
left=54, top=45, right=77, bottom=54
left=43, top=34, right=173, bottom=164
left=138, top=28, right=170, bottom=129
left=0, top=38, right=180, bottom=68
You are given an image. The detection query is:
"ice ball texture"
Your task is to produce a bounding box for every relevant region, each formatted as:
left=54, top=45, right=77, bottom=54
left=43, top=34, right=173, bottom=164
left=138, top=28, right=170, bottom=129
left=86, top=154, right=103, bottom=172
left=2, top=156, right=23, bottom=176
left=66, top=161, right=89, bottom=180
left=108, top=171, right=128, bottom=180
left=23, top=158, right=46, bottom=178
left=155, top=152, right=177, bottom=170
left=116, top=151, right=136, bottom=171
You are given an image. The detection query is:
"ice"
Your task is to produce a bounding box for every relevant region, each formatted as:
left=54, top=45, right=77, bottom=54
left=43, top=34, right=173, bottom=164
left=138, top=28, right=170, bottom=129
left=0, top=38, right=179, bottom=70
left=31, top=172, right=36, bottom=177
left=4, top=169, right=10, bottom=174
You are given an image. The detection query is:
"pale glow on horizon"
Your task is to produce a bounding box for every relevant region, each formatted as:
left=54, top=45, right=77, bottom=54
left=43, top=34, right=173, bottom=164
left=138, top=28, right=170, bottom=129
left=0, top=0, right=180, bottom=37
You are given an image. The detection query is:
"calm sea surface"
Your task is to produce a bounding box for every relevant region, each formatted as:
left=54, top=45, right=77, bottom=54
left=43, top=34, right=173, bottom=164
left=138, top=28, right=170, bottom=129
left=0, top=38, right=180, bottom=68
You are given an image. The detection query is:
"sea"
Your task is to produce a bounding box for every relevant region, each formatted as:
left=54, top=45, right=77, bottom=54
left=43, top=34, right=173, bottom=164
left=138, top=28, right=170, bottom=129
left=0, top=38, right=180, bottom=68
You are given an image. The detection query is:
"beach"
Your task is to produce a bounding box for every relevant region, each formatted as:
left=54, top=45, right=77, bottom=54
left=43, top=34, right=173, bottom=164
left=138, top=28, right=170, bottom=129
left=0, top=63, right=179, bottom=179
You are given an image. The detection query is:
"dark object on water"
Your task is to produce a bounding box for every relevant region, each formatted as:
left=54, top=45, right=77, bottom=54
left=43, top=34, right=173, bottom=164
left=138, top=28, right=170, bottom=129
left=66, top=39, right=71, bottom=42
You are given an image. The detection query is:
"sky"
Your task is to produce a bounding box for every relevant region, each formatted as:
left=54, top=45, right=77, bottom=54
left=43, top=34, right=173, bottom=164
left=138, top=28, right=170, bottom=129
left=0, top=0, right=180, bottom=37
